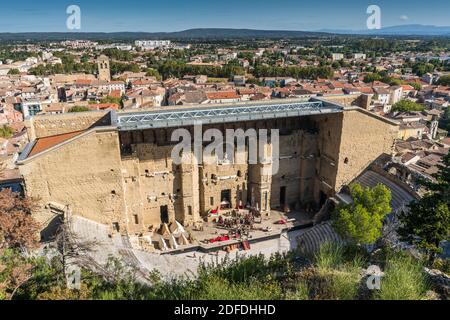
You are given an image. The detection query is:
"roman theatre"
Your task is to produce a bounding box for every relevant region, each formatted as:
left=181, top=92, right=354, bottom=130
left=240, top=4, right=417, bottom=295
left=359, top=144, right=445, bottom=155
left=16, top=95, right=399, bottom=252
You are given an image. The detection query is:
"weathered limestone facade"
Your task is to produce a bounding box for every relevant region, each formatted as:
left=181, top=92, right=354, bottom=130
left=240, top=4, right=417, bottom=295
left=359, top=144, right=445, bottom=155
left=120, top=140, right=203, bottom=235
left=19, top=128, right=126, bottom=229
left=334, top=107, right=399, bottom=190
left=25, top=110, right=111, bottom=140
left=17, top=99, right=399, bottom=236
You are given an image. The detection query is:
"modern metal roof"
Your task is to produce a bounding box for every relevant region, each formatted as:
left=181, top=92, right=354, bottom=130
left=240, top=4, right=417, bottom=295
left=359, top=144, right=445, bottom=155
left=115, top=100, right=343, bottom=131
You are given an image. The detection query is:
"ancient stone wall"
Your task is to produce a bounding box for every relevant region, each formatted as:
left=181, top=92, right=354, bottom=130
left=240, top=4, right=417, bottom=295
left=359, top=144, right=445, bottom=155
left=26, top=111, right=111, bottom=140
left=200, top=162, right=249, bottom=214
left=19, top=129, right=126, bottom=231
left=333, top=108, right=399, bottom=191
left=312, top=113, right=344, bottom=201
left=122, top=143, right=182, bottom=233
left=270, top=130, right=317, bottom=210
left=316, top=94, right=361, bottom=107
left=121, top=140, right=203, bottom=234
left=19, top=103, right=399, bottom=235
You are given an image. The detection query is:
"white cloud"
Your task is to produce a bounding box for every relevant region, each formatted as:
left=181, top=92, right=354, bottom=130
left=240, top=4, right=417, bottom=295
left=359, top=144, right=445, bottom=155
left=400, top=15, right=409, bottom=21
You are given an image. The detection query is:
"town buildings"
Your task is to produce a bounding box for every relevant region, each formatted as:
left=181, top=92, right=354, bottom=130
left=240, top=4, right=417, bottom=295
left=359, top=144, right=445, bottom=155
left=135, top=40, right=172, bottom=50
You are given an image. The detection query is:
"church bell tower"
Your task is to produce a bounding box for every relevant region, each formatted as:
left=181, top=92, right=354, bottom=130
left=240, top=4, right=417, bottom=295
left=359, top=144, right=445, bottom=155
left=97, top=55, right=111, bottom=81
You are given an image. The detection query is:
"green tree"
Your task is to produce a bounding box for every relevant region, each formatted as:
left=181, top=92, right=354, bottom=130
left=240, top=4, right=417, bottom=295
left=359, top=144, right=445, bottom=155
left=7, top=69, right=20, bottom=75
left=0, top=249, right=33, bottom=300
left=437, top=75, right=450, bottom=86
left=145, top=68, right=162, bottom=81
left=110, top=62, right=140, bottom=75
left=80, top=54, right=90, bottom=63
left=333, top=184, right=392, bottom=245
left=0, top=126, right=14, bottom=139
left=399, top=153, right=450, bottom=262
left=382, top=76, right=402, bottom=86
left=68, top=106, right=90, bottom=113
left=439, top=108, right=450, bottom=131
left=331, top=61, right=341, bottom=69
left=237, top=52, right=255, bottom=61
left=102, top=48, right=133, bottom=62
left=363, top=73, right=382, bottom=83
left=413, top=62, right=435, bottom=77
left=407, top=82, right=422, bottom=91
left=425, top=152, right=450, bottom=203
left=392, top=100, right=425, bottom=113
left=0, top=49, right=37, bottom=63
left=100, top=96, right=121, bottom=105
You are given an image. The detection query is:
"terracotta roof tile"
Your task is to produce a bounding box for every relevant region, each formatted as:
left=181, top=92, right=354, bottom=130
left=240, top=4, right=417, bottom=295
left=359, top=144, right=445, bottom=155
left=28, top=131, right=85, bottom=158
left=206, top=91, right=240, bottom=100
left=109, top=90, right=122, bottom=98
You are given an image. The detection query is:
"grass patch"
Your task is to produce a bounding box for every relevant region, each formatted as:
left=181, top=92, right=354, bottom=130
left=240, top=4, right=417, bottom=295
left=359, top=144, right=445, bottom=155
left=7, top=242, right=436, bottom=300
left=374, top=251, right=430, bottom=300
left=0, top=125, right=14, bottom=139
left=314, top=242, right=345, bottom=273
left=308, top=243, right=366, bottom=300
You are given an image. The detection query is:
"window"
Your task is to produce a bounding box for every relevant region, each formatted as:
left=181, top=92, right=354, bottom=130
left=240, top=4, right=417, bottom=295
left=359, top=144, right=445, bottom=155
left=210, top=197, right=214, bottom=206
left=112, top=222, right=120, bottom=232
left=221, top=190, right=231, bottom=204
left=344, top=157, right=349, bottom=164
left=188, top=206, right=193, bottom=215
left=134, top=215, right=139, bottom=225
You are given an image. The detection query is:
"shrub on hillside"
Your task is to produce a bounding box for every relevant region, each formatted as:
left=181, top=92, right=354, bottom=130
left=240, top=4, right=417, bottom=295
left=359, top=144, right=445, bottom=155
left=374, top=251, right=430, bottom=300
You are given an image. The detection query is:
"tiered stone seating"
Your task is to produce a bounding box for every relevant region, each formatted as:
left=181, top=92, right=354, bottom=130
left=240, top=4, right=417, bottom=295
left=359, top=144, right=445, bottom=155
left=296, top=221, right=342, bottom=255
left=354, top=170, right=415, bottom=212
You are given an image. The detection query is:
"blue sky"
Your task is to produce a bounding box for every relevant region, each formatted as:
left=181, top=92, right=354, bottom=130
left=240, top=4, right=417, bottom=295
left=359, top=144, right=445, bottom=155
left=1, top=0, right=449, bottom=32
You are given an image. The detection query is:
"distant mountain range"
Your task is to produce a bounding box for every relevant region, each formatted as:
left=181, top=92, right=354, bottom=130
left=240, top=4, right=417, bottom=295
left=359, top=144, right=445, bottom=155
left=0, top=29, right=328, bottom=41
left=0, top=25, right=449, bottom=41
left=319, top=24, right=450, bottom=36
